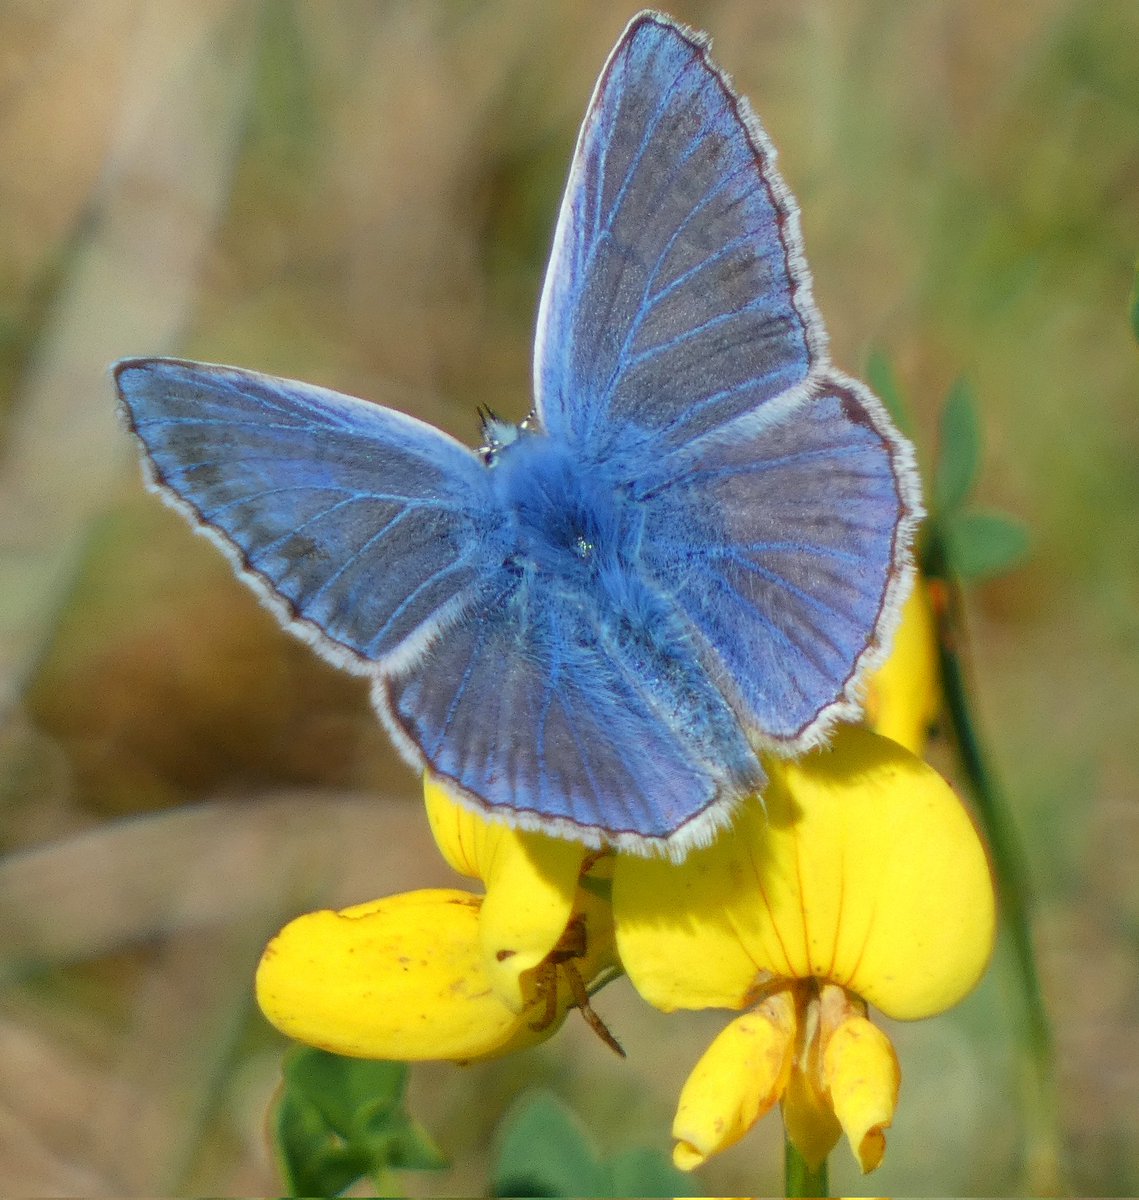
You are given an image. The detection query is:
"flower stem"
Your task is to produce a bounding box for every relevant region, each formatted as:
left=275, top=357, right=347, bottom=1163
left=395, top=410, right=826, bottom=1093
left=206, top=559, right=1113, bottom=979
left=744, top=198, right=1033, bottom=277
left=784, top=1134, right=828, bottom=1198
left=927, top=550, right=1064, bottom=1191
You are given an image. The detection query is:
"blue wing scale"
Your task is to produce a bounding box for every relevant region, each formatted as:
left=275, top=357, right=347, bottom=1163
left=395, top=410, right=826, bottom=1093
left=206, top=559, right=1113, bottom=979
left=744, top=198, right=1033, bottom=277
left=380, top=573, right=764, bottom=844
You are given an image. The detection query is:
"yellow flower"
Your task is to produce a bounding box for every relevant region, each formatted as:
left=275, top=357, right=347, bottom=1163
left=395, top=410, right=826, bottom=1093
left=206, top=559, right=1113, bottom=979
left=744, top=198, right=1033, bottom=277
left=672, top=981, right=900, bottom=1173
left=256, top=790, right=618, bottom=1061
left=862, top=578, right=942, bottom=755
left=256, top=725, right=995, bottom=1176
left=614, top=726, right=995, bottom=1172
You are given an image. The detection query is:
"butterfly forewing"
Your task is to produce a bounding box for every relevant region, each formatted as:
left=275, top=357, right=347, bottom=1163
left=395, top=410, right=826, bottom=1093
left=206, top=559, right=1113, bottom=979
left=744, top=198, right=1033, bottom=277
left=116, top=359, right=504, bottom=667
left=533, top=13, right=820, bottom=460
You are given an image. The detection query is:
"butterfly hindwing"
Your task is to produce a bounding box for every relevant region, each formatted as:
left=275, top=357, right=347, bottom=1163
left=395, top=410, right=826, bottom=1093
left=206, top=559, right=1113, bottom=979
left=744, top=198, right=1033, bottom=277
left=115, top=358, right=504, bottom=668
left=533, top=12, right=821, bottom=460
left=379, top=567, right=763, bottom=848
left=637, top=374, right=914, bottom=744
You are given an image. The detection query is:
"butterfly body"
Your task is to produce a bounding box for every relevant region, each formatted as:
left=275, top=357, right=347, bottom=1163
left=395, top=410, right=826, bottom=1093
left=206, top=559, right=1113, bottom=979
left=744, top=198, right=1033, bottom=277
left=115, top=12, right=921, bottom=858
left=392, top=420, right=767, bottom=838
left=493, top=429, right=621, bottom=582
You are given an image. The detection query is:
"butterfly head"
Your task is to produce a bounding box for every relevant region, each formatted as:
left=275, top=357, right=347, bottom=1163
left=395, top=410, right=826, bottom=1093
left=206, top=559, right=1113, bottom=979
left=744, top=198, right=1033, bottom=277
left=478, top=406, right=540, bottom=466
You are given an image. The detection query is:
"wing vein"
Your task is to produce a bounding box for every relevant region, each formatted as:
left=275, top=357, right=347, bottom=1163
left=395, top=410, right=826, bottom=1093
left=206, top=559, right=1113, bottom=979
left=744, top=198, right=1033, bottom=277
left=245, top=495, right=381, bottom=564
left=427, top=621, right=487, bottom=758
left=646, top=443, right=870, bottom=496
left=623, top=290, right=782, bottom=371
left=363, top=554, right=478, bottom=657
left=592, top=52, right=705, bottom=253
left=713, top=549, right=866, bottom=650
left=295, top=507, right=416, bottom=602
left=207, top=483, right=352, bottom=518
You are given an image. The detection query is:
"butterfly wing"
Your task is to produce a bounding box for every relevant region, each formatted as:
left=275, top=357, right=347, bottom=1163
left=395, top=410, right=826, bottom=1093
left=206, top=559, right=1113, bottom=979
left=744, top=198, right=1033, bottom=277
left=637, top=377, right=917, bottom=745
left=379, top=566, right=764, bottom=852
left=115, top=358, right=505, bottom=669
left=114, top=11, right=922, bottom=852
left=533, top=12, right=822, bottom=460
left=117, top=357, right=758, bottom=851
left=533, top=13, right=920, bottom=750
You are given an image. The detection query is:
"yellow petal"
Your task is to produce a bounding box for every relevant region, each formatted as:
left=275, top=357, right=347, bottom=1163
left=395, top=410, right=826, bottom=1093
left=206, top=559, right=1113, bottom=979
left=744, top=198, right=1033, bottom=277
left=423, top=774, right=592, bottom=1012
left=780, top=728, right=995, bottom=1019
left=615, top=728, right=995, bottom=1021
left=613, top=794, right=781, bottom=1011
left=424, top=773, right=497, bottom=879
left=862, top=579, right=941, bottom=756
left=255, top=890, right=561, bottom=1061
left=479, top=832, right=595, bottom=1011
left=822, top=1016, right=900, bottom=1173
left=782, top=1058, right=843, bottom=1173
left=671, top=991, right=797, bottom=1171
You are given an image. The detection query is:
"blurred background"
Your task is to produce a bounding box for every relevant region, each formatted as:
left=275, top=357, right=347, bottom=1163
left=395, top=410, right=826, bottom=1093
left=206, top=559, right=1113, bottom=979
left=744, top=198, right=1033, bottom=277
left=1, top=1, right=1137, bottom=1194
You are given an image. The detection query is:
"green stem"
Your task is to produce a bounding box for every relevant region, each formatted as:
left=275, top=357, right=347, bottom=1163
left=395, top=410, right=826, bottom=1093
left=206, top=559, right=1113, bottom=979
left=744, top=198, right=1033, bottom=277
left=784, top=1133, right=828, bottom=1198
left=927, top=540, right=1064, bottom=1191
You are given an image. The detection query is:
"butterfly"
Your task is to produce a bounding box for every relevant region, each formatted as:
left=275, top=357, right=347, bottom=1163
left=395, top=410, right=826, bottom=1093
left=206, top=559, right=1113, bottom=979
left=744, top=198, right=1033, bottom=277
left=115, top=11, right=921, bottom=859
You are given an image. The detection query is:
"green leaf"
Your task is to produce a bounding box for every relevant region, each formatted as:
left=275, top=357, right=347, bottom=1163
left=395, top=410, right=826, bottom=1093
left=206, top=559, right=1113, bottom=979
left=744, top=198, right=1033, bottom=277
left=945, top=509, right=1030, bottom=580
left=274, top=1090, right=374, bottom=1198
left=283, top=1047, right=407, bottom=1138
left=273, top=1049, right=445, bottom=1196
left=1130, top=259, right=1139, bottom=345
left=607, top=1147, right=699, bottom=1197
left=934, top=377, right=981, bottom=514
left=491, top=1091, right=606, bottom=1197
left=379, top=1115, right=450, bottom=1173
left=865, top=347, right=913, bottom=436
left=491, top=1091, right=695, bottom=1198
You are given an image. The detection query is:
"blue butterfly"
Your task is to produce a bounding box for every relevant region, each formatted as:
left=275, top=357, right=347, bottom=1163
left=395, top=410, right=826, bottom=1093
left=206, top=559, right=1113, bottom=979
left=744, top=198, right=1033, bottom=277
left=115, top=11, right=921, bottom=859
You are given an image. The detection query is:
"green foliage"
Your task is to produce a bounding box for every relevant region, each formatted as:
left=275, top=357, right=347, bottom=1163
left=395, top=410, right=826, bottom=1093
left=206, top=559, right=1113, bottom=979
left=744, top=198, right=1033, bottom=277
left=934, top=378, right=981, bottom=515
left=866, top=346, right=914, bottom=437
left=491, top=1090, right=695, bottom=1198
left=249, top=0, right=319, bottom=176
left=943, top=509, right=1031, bottom=580
left=875, top=366, right=1031, bottom=584
left=273, top=1048, right=445, bottom=1197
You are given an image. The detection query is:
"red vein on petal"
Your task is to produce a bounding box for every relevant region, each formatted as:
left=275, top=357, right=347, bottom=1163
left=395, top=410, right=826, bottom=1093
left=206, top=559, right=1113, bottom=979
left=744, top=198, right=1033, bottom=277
left=750, top=829, right=797, bottom=978
left=843, top=843, right=883, bottom=991
left=829, top=837, right=845, bottom=981
left=792, top=823, right=811, bottom=978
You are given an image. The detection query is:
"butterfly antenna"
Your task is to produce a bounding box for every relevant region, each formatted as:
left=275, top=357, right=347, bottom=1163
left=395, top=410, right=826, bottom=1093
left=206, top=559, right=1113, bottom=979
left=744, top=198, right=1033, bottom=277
left=476, top=404, right=500, bottom=439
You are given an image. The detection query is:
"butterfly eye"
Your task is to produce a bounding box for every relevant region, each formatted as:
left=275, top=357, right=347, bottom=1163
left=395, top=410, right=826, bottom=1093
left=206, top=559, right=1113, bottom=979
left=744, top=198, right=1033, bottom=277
left=479, top=410, right=527, bottom=466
